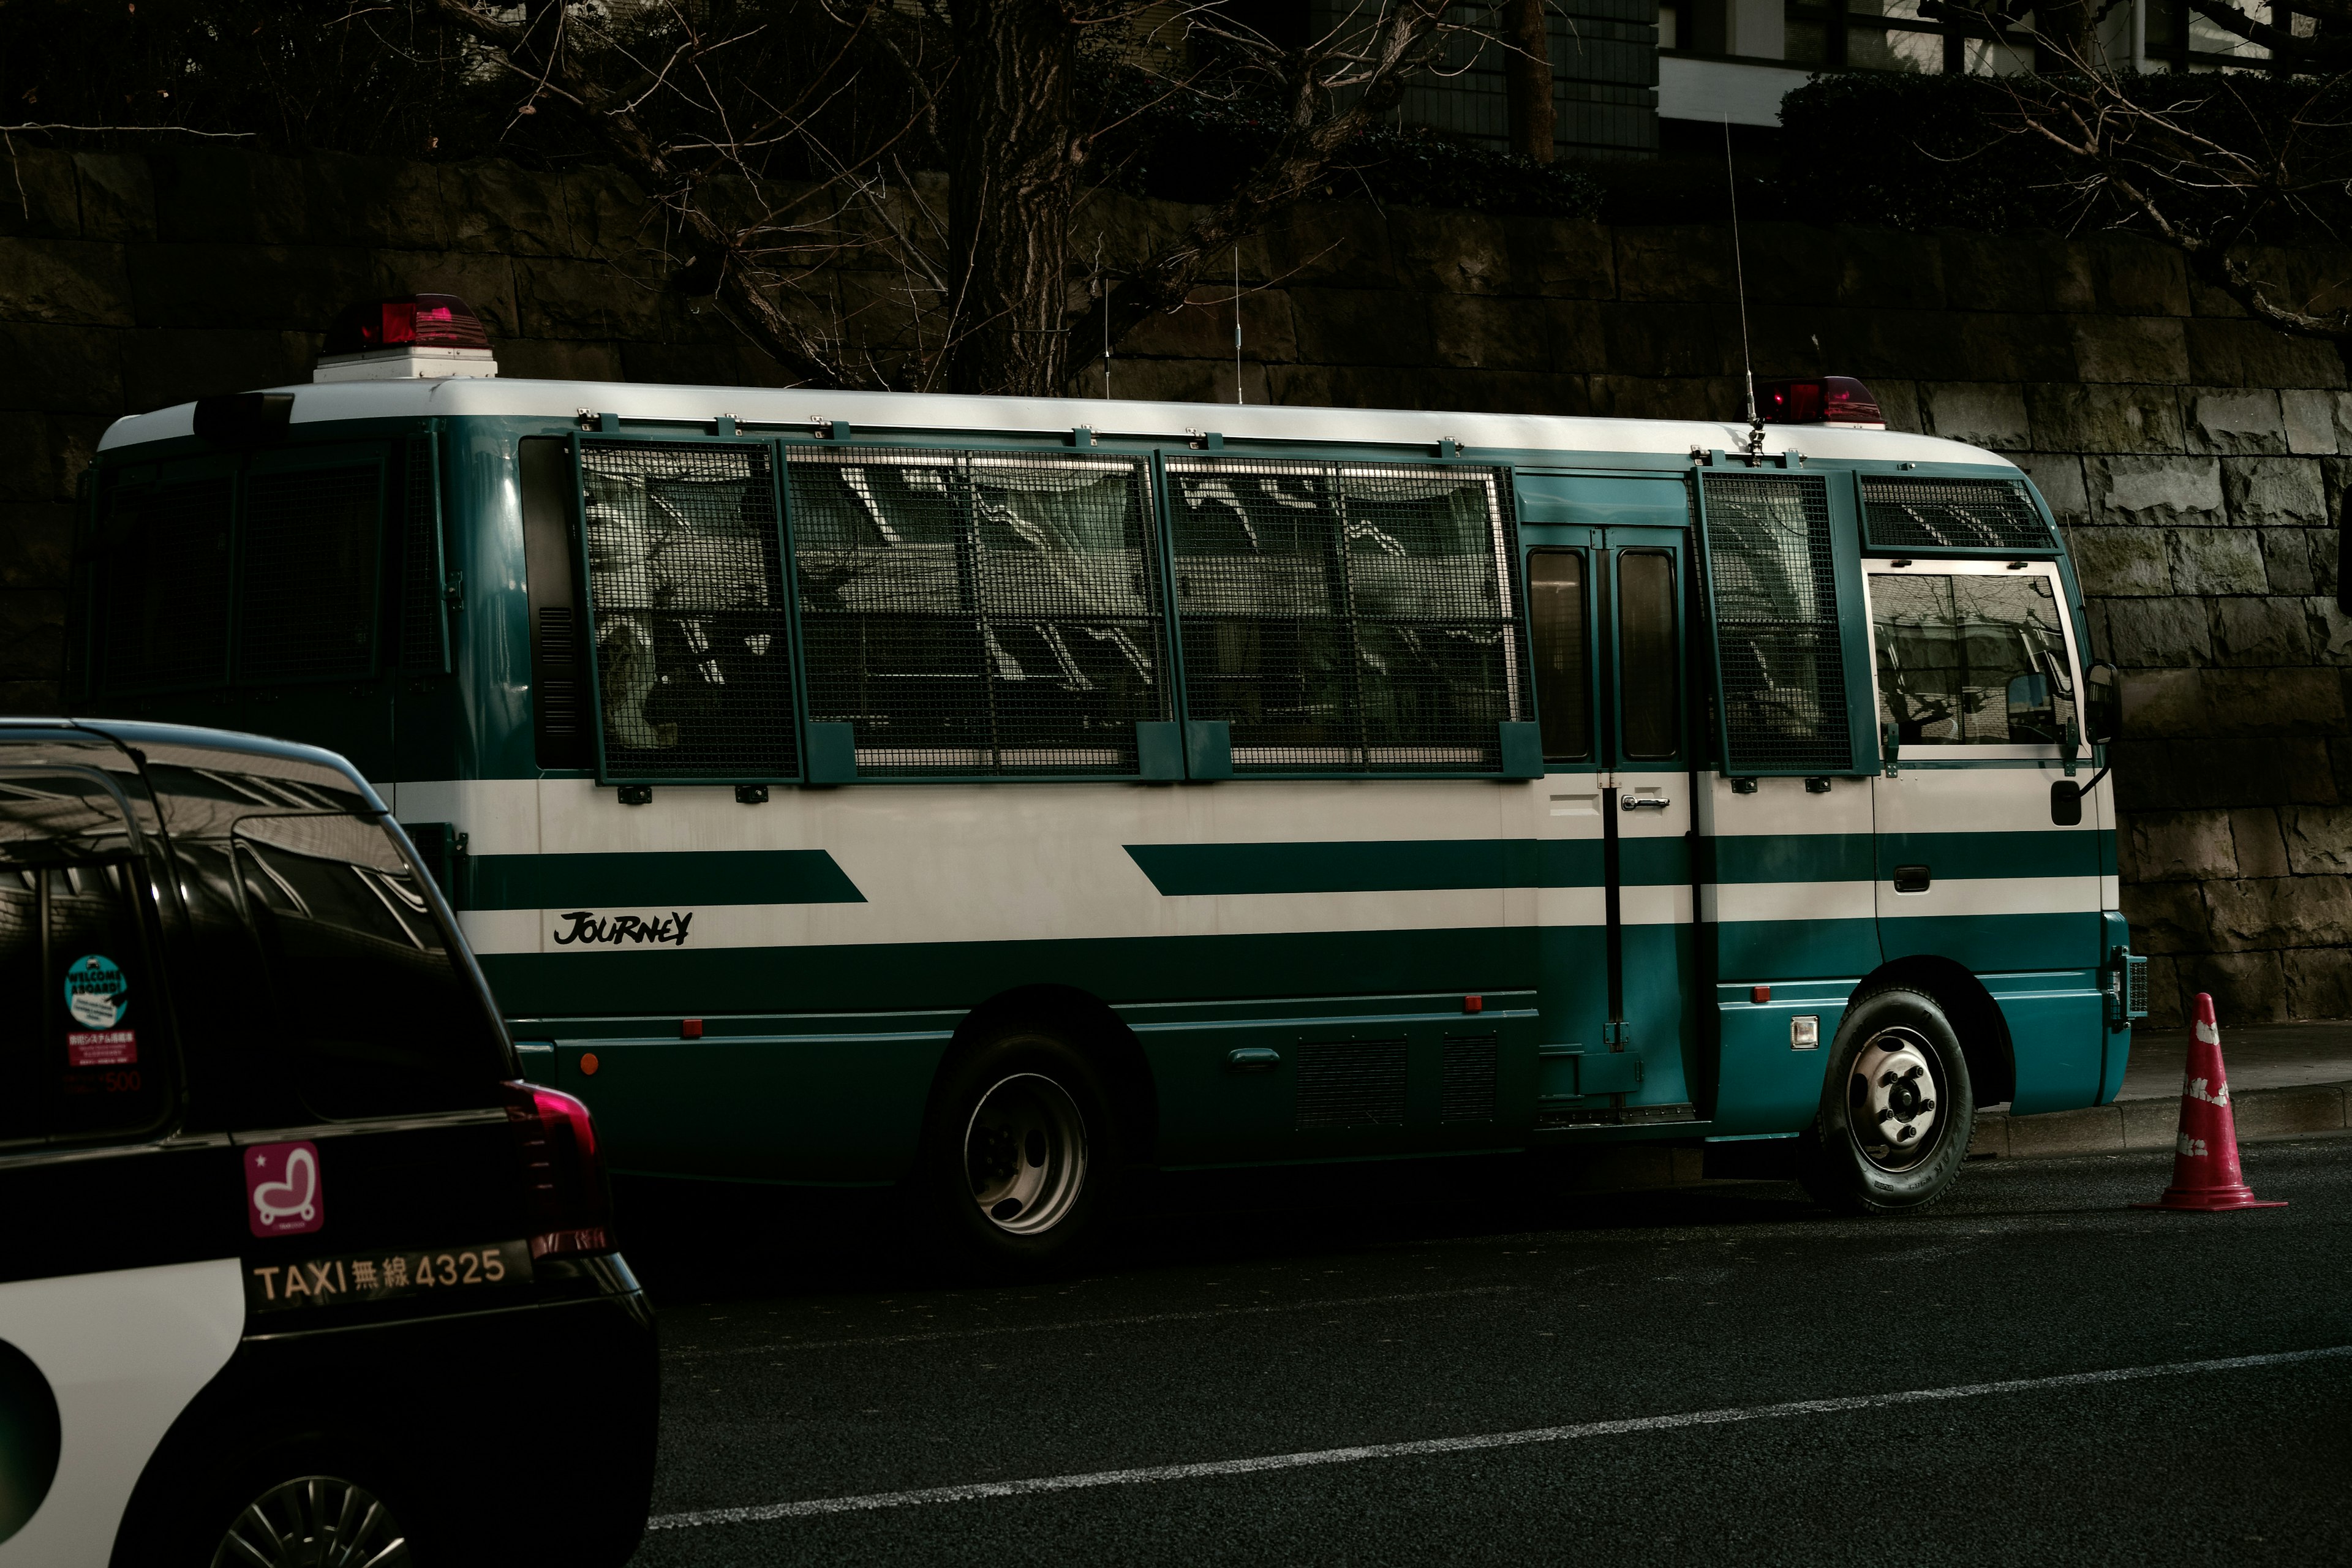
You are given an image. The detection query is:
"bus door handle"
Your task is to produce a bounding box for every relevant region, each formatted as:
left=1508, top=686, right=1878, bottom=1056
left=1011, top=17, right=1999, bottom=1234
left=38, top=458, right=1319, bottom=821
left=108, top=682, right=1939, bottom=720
left=1892, top=865, right=1932, bottom=893
left=1619, top=793, right=1671, bottom=812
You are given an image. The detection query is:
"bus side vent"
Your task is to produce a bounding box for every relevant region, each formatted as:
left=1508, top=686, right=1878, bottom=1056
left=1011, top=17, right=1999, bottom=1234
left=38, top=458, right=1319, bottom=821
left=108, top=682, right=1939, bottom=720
left=578, top=440, right=799, bottom=781
left=536, top=605, right=584, bottom=746
left=1295, top=1039, right=1408, bottom=1129
left=99, top=475, right=236, bottom=690
left=399, top=435, right=449, bottom=673
left=1439, top=1034, right=1499, bottom=1123
left=1861, top=477, right=2054, bottom=554
left=239, top=464, right=382, bottom=680
left=1699, top=473, right=1852, bottom=775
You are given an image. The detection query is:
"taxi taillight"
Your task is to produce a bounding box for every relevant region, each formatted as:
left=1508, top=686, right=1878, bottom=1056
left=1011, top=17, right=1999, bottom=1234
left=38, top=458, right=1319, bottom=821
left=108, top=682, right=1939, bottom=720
left=505, top=1081, right=614, bottom=1259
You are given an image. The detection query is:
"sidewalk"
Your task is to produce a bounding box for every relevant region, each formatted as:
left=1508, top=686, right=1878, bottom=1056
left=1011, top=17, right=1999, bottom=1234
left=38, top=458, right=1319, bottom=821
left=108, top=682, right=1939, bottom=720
left=1969, top=1022, right=2352, bottom=1159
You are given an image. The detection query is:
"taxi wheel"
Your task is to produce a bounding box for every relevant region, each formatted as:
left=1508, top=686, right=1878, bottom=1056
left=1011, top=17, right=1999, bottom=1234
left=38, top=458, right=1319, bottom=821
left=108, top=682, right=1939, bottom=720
left=915, top=1022, right=1118, bottom=1273
left=206, top=1471, right=412, bottom=1568
left=1796, top=986, right=1975, bottom=1216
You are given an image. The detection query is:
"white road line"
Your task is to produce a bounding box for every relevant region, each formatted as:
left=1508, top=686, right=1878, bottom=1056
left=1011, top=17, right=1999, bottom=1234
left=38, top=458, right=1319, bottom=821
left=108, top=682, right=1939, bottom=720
left=646, top=1343, right=2352, bottom=1531
left=663, top=1285, right=1528, bottom=1360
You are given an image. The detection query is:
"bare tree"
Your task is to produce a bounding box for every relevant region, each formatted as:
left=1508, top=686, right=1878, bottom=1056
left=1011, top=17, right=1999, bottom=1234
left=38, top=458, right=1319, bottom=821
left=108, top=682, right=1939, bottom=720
left=428, top=1, right=1518, bottom=395
left=1502, top=0, right=1555, bottom=163
left=1925, top=2, right=2352, bottom=344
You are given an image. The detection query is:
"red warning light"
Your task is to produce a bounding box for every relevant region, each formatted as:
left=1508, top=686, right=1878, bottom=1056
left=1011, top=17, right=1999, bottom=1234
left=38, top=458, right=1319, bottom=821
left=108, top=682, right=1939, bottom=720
left=1758, top=376, right=1885, bottom=429
left=325, top=293, right=491, bottom=355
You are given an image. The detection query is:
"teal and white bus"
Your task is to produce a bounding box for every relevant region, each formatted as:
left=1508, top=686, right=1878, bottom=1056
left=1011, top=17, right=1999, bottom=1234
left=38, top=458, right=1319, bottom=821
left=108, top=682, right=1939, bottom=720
left=70, top=307, right=2141, bottom=1264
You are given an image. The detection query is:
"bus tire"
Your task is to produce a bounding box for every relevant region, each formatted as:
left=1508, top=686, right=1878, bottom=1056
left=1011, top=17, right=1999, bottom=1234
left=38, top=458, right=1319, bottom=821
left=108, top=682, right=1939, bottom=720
left=1796, top=986, right=1974, bottom=1216
left=914, top=1021, right=1117, bottom=1272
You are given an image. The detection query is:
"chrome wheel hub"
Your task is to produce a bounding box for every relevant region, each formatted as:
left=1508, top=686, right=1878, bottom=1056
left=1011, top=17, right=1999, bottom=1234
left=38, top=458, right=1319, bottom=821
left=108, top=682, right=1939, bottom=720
left=1849, top=1028, right=1941, bottom=1172
left=965, top=1072, right=1087, bottom=1235
left=211, top=1476, right=409, bottom=1568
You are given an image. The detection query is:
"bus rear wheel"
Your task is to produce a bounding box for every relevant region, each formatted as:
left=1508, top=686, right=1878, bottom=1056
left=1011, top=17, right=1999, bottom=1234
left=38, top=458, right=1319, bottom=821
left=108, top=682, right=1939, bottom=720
left=916, top=1023, right=1117, bottom=1271
left=1796, top=986, right=1974, bottom=1216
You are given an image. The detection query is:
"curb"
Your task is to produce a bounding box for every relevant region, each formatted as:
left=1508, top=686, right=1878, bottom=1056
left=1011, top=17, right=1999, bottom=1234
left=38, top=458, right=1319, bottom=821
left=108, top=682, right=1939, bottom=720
left=1969, top=1080, right=2352, bottom=1160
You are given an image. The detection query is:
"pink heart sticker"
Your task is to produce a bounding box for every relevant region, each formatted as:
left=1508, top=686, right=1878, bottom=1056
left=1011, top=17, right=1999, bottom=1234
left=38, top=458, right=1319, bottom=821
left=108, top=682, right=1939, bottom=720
left=245, top=1141, right=323, bottom=1237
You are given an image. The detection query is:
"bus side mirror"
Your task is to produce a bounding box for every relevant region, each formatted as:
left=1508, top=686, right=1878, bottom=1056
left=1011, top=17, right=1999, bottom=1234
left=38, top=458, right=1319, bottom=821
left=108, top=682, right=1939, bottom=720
left=2083, top=660, right=2120, bottom=746
left=2049, top=780, right=2083, bottom=826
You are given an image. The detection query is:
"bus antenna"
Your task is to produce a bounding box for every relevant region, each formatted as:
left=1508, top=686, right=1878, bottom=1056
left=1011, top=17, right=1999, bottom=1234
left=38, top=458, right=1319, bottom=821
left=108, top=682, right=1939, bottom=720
left=1725, top=114, right=1763, bottom=462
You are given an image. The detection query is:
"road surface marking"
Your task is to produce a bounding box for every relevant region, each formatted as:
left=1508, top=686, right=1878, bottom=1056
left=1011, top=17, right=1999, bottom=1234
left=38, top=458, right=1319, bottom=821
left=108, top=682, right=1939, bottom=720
left=647, top=1343, right=2352, bottom=1531
left=663, top=1284, right=1527, bottom=1359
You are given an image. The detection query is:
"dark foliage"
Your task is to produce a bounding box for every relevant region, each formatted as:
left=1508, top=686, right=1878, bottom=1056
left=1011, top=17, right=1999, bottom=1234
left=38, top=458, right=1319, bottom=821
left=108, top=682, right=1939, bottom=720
left=1087, top=64, right=1602, bottom=218
left=0, top=1, right=930, bottom=177
left=1, top=0, right=471, bottom=157
left=1777, top=69, right=2352, bottom=245
left=6, top=2, right=1594, bottom=219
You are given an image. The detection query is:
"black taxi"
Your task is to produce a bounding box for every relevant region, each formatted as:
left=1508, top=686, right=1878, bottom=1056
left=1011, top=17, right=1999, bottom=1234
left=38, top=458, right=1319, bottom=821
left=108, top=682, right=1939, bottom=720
left=0, top=720, right=654, bottom=1566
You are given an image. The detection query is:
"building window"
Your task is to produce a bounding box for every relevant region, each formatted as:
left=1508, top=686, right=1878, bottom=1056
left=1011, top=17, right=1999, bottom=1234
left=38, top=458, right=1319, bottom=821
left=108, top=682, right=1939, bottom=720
left=1779, top=0, right=2035, bottom=73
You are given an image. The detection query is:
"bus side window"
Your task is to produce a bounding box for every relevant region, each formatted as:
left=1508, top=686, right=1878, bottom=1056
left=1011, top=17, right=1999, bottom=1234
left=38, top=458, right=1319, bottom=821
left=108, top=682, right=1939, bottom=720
left=1616, top=549, right=1681, bottom=761
left=1529, top=550, right=1590, bottom=762
left=520, top=437, right=594, bottom=771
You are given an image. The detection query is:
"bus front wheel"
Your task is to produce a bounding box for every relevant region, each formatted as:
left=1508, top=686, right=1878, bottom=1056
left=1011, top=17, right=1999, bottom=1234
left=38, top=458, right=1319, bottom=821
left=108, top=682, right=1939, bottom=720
left=915, top=1022, right=1117, bottom=1271
left=1796, top=986, right=1974, bottom=1216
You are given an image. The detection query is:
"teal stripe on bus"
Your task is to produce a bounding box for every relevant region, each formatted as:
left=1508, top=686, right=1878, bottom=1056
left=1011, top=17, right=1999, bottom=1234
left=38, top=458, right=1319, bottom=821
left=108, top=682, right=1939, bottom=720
left=465, top=850, right=866, bottom=910
left=1875, top=831, right=2105, bottom=879
left=478, top=925, right=1547, bottom=1016
left=1123, top=840, right=1607, bottom=894
left=1702, top=830, right=2113, bottom=884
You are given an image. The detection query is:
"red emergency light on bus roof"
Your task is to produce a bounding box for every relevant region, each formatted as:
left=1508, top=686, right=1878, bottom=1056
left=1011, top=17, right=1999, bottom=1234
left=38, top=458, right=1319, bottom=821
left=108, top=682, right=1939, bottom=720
left=326, top=293, right=492, bottom=355
left=1759, top=376, right=1885, bottom=430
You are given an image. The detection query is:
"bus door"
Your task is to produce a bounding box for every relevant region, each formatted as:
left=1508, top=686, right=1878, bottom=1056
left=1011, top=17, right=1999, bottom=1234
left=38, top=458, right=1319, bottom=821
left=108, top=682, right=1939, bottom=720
left=1866, top=557, right=2108, bottom=1110
left=1521, top=481, right=1701, bottom=1126
left=1596, top=527, right=1698, bottom=1117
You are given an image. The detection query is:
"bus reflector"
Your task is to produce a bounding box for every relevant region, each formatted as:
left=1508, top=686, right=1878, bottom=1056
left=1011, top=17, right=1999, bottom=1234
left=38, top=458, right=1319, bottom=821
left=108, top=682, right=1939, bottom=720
left=680, top=1018, right=703, bottom=1039
left=1751, top=985, right=1771, bottom=1003
left=1463, top=995, right=1483, bottom=1013
left=1758, top=377, right=1885, bottom=429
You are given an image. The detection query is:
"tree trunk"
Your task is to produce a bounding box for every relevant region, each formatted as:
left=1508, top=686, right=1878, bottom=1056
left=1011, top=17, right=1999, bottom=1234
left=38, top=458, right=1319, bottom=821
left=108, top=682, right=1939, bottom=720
left=944, top=0, right=1080, bottom=396
left=2037, top=0, right=2096, bottom=64
left=1504, top=0, right=1555, bottom=164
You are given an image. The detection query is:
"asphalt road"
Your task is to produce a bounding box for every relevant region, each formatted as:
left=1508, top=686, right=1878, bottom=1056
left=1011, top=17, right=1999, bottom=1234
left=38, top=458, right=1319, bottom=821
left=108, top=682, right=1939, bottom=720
left=620, top=1137, right=2352, bottom=1566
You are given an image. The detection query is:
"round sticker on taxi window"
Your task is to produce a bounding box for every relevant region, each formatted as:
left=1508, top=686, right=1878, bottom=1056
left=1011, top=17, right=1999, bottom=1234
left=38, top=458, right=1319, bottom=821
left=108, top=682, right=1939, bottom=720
left=64, top=955, right=129, bottom=1030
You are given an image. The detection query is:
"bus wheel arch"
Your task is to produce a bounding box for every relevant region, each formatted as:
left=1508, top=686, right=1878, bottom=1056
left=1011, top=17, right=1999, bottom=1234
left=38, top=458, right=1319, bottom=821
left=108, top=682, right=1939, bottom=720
left=943, top=984, right=1158, bottom=1166
left=908, top=986, right=1156, bottom=1270
left=1853, top=956, right=2013, bottom=1110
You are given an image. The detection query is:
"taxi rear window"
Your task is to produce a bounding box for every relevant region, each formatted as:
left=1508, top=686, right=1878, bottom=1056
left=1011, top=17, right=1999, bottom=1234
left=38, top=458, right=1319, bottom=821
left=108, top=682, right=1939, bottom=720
left=141, top=757, right=510, bottom=1125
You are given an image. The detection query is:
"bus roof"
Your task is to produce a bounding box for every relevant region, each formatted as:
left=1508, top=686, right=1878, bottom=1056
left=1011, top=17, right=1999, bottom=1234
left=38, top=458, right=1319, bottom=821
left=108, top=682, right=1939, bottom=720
left=96, top=377, right=2016, bottom=471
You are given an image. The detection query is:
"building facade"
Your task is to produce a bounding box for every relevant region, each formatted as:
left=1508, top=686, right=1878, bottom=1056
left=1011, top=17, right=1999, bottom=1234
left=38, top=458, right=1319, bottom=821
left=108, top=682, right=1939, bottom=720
left=1352, top=0, right=2283, bottom=157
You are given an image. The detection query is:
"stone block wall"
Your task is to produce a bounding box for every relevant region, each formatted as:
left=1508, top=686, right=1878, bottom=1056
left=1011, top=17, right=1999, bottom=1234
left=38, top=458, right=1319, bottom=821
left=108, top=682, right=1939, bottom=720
left=4, top=145, right=2348, bottom=1025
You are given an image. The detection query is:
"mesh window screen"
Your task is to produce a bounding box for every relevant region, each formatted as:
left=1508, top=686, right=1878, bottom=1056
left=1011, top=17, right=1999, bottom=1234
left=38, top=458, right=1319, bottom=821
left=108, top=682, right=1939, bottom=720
left=1165, top=460, right=1526, bottom=773
left=786, top=447, right=1167, bottom=775
left=1701, top=473, right=1853, bottom=774
left=99, top=475, right=234, bottom=689
left=238, top=464, right=382, bottom=681
left=579, top=440, right=798, bottom=780
left=398, top=437, right=447, bottom=673
left=1861, top=477, right=2054, bottom=552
